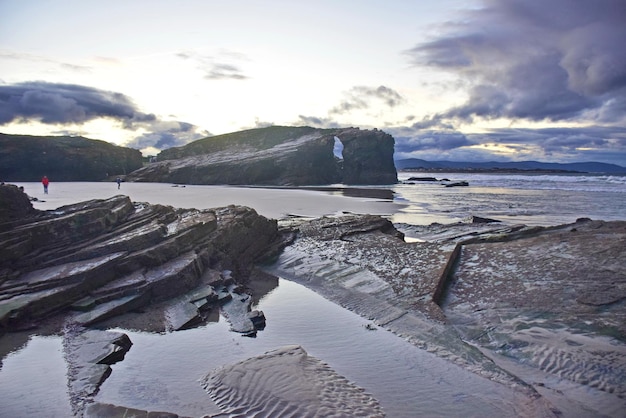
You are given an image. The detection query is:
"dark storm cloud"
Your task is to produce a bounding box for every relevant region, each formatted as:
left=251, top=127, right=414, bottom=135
left=405, top=0, right=626, bottom=124
left=480, top=126, right=626, bottom=155
left=125, top=121, right=210, bottom=151
left=393, top=130, right=473, bottom=155
left=391, top=125, right=626, bottom=165
left=0, top=81, right=209, bottom=152
left=124, top=120, right=211, bottom=151
left=329, top=86, right=405, bottom=115
left=0, top=81, right=155, bottom=127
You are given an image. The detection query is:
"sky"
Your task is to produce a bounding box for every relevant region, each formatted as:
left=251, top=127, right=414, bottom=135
left=1, top=0, right=625, bottom=166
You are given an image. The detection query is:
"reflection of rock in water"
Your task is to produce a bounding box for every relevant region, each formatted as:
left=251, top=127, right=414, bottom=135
left=203, top=345, right=384, bottom=418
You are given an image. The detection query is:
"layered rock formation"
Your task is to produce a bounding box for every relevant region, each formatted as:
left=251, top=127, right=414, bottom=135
left=0, top=133, right=143, bottom=181
left=127, top=126, right=397, bottom=186
left=0, top=183, right=293, bottom=414
left=0, top=184, right=289, bottom=333
left=270, top=215, right=626, bottom=416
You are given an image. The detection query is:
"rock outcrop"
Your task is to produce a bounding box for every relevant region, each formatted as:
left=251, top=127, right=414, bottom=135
left=0, top=185, right=289, bottom=333
left=0, top=184, right=294, bottom=414
left=0, top=183, right=37, bottom=224
left=127, top=126, right=397, bottom=186
left=270, top=215, right=626, bottom=415
left=0, top=133, right=143, bottom=181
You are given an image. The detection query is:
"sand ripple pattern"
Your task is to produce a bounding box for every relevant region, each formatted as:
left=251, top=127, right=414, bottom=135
left=513, top=327, right=626, bottom=398
left=202, top=345, right=384, bottom=417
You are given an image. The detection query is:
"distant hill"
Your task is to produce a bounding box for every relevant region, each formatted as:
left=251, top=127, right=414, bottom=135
left=395, top=158, right=626, bottom=174
left=0, top=133, right=144, bottom=181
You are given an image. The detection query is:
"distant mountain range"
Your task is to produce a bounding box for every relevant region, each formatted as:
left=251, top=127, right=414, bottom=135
left=395, top=158, right=626, bottom=174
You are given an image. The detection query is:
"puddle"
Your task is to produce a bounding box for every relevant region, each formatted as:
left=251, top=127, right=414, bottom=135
left=2, top=279, right=551, bottom=417
left=0, top=335, right=73, bottom=418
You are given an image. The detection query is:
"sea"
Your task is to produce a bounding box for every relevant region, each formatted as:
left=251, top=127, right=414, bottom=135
left=1, top=172, right=625, bottom=417
left=391, top=171, right=626, bottom=226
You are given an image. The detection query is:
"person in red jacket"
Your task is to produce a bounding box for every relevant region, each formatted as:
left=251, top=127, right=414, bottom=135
left=41, top=175, right=49, bottom=194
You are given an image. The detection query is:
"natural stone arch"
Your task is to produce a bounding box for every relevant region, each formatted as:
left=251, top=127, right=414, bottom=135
left=334, top=128, right=397, bottom=185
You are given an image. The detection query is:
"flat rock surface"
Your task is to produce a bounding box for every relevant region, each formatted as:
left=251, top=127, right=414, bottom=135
left=443, top=219, right=626, bottom=408
left=269, top=216, right=626, bottom=416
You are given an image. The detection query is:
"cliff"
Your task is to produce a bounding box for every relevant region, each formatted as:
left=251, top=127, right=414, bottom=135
left=128, top=126, right=397, bottom=186
left=0, top=133, right=144, bottom=181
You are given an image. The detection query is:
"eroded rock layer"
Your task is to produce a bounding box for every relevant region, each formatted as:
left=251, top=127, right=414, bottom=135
left=270, top=215, right=626, bottom=416
left=0, top=186, right=288, bottom=333
left=127, top=126, right=397, bottom=186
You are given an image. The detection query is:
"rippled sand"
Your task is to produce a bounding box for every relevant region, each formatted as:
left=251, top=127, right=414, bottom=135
left=202, top=345, right=384, bottom=418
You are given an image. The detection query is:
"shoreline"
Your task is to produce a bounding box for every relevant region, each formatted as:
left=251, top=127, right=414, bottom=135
left=13, top=181, right=402, bottom=220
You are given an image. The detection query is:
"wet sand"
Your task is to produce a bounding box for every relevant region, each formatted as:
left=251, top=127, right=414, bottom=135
left=15, top=182, right=400, bottom=219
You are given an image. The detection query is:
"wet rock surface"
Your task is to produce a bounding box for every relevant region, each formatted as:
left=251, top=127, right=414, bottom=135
left=270, top=215, right=626, bottom=416
left=0, top=192, right=286, bottom=332
left=0, top=186, right=290, bottom=415
left=443, top=219, right=626, bottom=410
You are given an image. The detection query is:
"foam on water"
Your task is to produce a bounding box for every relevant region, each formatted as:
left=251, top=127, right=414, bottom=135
left=394, top=172, right=626, bottom=225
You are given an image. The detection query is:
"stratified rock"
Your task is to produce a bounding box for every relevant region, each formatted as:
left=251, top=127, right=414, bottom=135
left=0, top=189, right=289, bottom=332
left=63, top=328, right=133, bottom=415
left=248, top=309, right=266, bottom=330
left=445, top=219, right=626, bottom=401
left=127, top=126, right=397, bottom=186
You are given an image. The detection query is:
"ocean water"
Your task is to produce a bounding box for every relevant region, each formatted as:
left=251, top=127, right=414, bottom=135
left=392, top=171, right=626, bottom=226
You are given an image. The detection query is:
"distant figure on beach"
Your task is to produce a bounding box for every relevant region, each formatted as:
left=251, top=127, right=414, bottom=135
left=116, top=177, right=122, bottom=189
left=41, top=176, right=49, bottom=194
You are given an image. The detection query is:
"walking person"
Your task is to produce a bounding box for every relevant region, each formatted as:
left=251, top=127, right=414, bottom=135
left=41, top=175, right=49, bottom=194
left=116, top=177, right=122, bottom=189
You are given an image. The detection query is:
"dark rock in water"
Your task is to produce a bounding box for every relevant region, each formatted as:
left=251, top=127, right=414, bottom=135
left=407, top=176, right=438, bottom=181
left=444, top=181, right=469, bottom=187
left=63, top=328, right=133, bottom=415
left=0, top=189, right=290, bottom=332
left=127, top=126, right=397, bottom=186
left=468, top=215, right=501, bottom=224
left=248, top=309, right=266, bottom=330
left=0, top=187, right=290, bottom=413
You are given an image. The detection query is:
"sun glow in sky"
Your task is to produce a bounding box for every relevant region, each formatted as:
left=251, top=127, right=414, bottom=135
left=1, top=0, right=625, bottom=165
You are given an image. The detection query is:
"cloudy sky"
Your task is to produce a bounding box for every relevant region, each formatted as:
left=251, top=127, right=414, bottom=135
left=1, top=0, right=625, bottom=165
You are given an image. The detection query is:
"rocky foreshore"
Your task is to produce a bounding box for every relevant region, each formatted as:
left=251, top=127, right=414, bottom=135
left=268, top=215, right=626, bottom=416
left=1, top=182, right=625, bottom=417
left=0, top=183, right=291, bottom=415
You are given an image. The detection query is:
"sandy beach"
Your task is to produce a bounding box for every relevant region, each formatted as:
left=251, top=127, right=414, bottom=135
left=15, top=181, right=400, bottom=220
